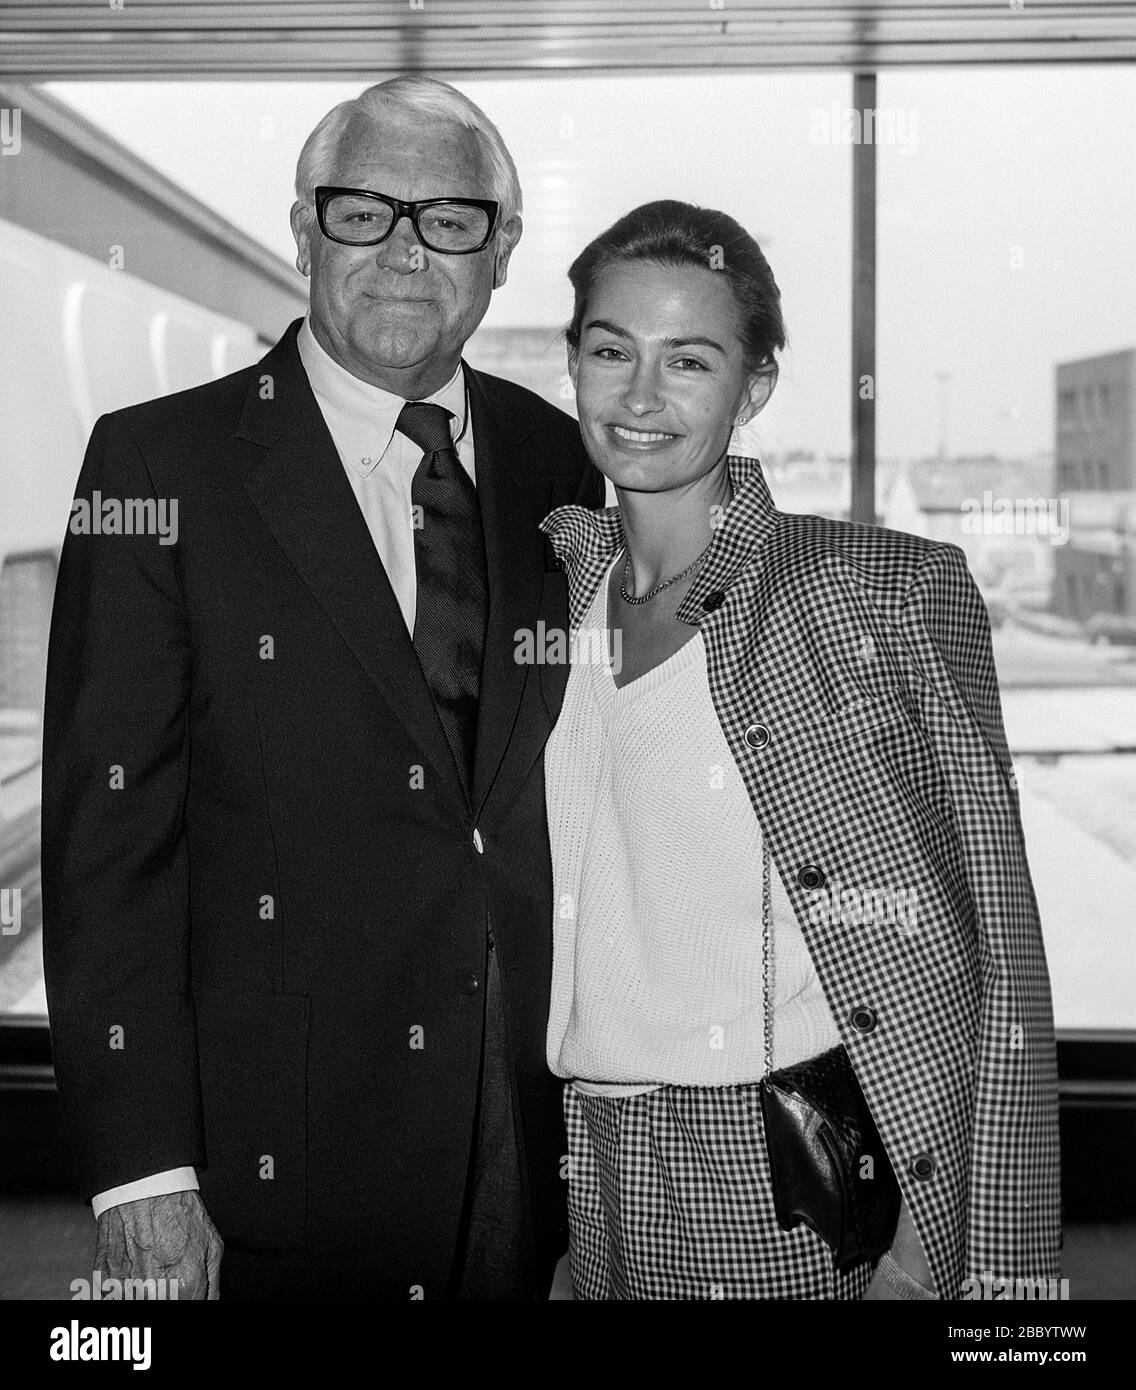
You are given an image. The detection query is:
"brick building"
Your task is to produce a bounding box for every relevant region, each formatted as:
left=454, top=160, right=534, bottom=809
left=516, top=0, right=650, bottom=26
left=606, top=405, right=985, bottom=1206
left=1053, top=349, right=1136, bottom=623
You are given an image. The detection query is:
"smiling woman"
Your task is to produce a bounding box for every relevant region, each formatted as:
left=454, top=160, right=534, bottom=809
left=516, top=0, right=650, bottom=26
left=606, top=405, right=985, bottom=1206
left=540, top=197, right=1060, bottom=1301
left=566, top=201, right=783, bottom=528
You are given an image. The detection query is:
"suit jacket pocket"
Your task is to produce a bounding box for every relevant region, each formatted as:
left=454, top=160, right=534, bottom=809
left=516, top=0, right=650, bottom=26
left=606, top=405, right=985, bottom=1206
left=193, top=983, right=310, bottom=1256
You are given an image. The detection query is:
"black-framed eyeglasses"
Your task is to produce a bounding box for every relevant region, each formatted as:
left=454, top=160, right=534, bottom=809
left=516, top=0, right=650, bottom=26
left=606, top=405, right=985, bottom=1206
left=314, top=187, right=499, bottom=255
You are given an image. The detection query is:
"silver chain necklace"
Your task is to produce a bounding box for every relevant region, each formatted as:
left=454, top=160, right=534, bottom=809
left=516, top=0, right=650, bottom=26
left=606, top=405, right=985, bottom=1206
left=618, top=542, right=712, bottom=606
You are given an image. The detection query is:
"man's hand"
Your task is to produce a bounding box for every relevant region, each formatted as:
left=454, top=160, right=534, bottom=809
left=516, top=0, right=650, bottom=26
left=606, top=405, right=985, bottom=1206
left=94, top=1192, right=223, bottom=1300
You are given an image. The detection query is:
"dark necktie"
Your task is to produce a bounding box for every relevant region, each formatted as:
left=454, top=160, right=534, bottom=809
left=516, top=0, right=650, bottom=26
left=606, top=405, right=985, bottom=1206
left=397, top=400, right=488, bottom=801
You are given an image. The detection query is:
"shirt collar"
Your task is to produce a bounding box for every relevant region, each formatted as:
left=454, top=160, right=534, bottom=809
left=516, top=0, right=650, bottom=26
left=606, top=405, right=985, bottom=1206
left=297, top=314, right=467, bottom=477
left=540, top=454, right=779, bottom=568
left=540, top=455, right=782, bottom=626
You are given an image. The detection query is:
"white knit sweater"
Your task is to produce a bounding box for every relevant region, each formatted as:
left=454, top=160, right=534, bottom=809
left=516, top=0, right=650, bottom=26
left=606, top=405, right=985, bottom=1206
left=545, top=560, right=840, bottom=1094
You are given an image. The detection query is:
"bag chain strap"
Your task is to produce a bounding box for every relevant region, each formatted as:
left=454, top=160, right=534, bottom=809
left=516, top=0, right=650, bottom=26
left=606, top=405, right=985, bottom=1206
left=762, top=840, right=774, bottom=1077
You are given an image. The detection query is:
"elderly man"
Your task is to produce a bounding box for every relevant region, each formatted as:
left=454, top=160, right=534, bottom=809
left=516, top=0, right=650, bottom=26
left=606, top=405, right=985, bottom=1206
left=42, top=77, right=603, bottom=1300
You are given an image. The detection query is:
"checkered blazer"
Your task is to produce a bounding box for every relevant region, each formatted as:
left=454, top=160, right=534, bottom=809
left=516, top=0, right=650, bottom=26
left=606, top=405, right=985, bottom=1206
left=539, top=454, right=1061, bottom=1299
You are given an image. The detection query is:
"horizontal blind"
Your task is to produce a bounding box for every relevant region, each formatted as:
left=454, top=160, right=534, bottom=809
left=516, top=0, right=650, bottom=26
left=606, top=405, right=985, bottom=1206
left=2, top=2, right=1135, bottom=79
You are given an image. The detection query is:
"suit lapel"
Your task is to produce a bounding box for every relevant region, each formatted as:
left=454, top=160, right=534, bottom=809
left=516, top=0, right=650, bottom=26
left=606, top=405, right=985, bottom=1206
left=465, top=365, right=554, bottom=818
left=235, top=322, right=467, bottom=808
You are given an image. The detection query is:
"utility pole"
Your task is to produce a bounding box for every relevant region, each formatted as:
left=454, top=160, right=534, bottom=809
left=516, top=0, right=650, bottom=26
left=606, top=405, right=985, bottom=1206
left=851, top=72, right=877, bottom=524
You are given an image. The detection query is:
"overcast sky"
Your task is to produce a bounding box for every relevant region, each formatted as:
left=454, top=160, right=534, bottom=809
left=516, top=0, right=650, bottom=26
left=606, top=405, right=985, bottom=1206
left=48, top=68, right=1136, bottom=462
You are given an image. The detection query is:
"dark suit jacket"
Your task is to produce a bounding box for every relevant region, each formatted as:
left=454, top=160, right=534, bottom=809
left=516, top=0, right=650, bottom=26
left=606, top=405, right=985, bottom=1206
left=41, top=318, right=603, bottom=1298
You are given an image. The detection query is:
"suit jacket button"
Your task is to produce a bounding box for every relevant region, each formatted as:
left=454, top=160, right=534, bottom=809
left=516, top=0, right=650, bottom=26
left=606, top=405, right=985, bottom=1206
left=702, top=590, right=725, bottom=612
left=797, top=864, right=826, bottom=891
left=910, top=1153, right=936, bottom=1180
left=744, top=723, right=771, bottom=750
left=473, top=828, right=484, bottom=854
left=458, top=973, right=480, bottom=996
left=850, top=1005, right=878, bottom=1033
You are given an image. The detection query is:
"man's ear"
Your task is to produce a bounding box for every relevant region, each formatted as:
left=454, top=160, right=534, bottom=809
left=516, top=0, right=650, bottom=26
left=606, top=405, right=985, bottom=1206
left=290, top=200, right=313, bottom=277
left=492, top=215, right=523, bottom=289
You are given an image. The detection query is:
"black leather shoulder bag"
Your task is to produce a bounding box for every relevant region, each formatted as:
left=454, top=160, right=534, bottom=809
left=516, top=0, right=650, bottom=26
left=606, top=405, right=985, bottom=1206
left=757, top=843, right=901, bottom=1270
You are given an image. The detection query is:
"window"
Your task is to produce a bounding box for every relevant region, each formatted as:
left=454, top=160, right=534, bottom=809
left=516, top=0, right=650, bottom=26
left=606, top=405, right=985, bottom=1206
left=0, top=552, right=54, bottom=1017
left=878, top=66, right=1136, bottom=1034
left=11, top=68, right=1133, bottom=1041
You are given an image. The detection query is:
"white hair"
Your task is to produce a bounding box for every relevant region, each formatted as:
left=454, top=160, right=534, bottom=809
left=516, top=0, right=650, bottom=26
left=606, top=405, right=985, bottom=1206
left=294, top=76, right=522, bottom=239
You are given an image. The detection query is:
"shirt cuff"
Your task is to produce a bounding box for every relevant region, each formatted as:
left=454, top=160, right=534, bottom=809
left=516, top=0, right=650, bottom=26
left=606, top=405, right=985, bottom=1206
left=91, top=1168, right=199, bottom=1220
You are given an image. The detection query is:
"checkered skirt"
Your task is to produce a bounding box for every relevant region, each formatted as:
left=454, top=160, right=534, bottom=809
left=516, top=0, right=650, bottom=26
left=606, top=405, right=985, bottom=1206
left=564, top=1081, right=874, bottom=1300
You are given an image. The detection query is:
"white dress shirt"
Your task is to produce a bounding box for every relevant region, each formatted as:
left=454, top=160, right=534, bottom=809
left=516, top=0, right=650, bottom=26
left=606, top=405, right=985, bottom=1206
left=91, top=315, right=477, bottom=1218
left=296, top=315, right=475, bottom=635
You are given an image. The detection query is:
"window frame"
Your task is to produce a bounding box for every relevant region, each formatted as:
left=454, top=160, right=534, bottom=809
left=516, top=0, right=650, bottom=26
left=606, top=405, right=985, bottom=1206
left=1, top=66, right=1133, bottom=1222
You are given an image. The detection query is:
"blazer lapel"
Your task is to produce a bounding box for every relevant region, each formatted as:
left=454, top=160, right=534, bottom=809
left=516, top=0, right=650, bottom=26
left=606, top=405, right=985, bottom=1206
left=235, top=322, right=467, bottom=808
left=465, top=365, right=554, bottom=818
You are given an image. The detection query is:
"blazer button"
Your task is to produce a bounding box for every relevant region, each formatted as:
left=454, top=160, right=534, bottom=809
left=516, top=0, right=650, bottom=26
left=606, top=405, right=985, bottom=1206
left=797, top=864, right=826, bottom=891
left=910, top=1153, right=937, bottom=1181
left=458, top=973, right=480, bottom=996
left=850, top=1005, right=878, bottom=1034
left=744, top=723, right=772, bottom=750
left=702, top=590, right=725, bottom=612
left=473, top=828, right=484, bottom=854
